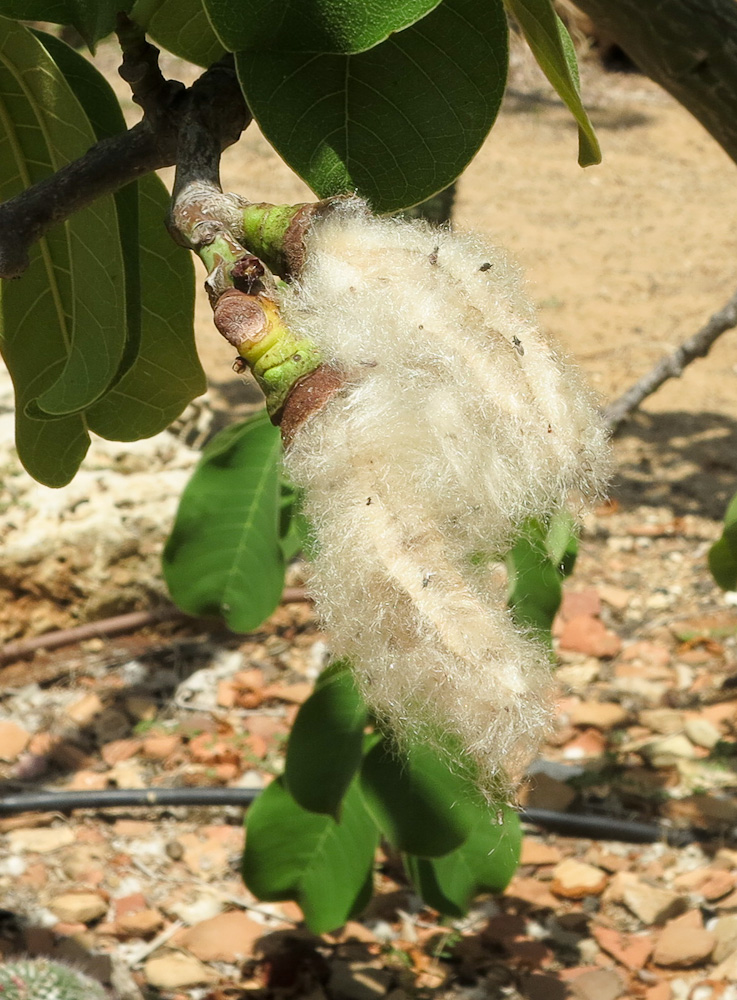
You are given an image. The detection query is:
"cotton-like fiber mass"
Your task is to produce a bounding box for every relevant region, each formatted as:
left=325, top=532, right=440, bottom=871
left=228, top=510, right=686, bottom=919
left=280, top=199, right=610, bottom=791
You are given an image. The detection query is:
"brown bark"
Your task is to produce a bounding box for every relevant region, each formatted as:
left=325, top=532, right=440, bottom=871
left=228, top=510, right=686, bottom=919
left=571, top=0, right=737, bottom=166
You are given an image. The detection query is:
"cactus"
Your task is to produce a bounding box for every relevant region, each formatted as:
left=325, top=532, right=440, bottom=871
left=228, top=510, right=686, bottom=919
left=0, top=958, right=109, bottom=999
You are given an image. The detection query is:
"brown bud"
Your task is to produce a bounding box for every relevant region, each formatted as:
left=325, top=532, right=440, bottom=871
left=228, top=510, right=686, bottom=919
left=232, top=255, right=266, bottom=293
left=279, top=365, right=345, bottom=445
left=281, top=196, right=358, bottom=277
left=213, top=288, right=268, bottom=350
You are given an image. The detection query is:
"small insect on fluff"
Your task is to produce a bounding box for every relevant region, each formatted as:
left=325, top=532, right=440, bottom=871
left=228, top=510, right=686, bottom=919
left=279, top=199, right=610, bottom=792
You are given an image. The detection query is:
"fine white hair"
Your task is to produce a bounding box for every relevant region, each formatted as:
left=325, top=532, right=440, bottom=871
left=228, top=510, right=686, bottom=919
left=280, top=199, right=610, bottom=792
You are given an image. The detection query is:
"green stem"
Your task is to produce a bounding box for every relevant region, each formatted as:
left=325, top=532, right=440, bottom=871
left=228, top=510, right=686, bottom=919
left=235, top=297, right=323, bottom=418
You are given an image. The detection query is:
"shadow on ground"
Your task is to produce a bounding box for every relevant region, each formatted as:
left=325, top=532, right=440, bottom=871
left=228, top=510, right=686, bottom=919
left=611, top=409, right=737, bottom=520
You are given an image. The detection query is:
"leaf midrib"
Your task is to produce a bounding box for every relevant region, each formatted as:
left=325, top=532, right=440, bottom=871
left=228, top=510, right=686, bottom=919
left=0, top=45, right=71, bottom=356
left=222, top=422, right=282, bottom=608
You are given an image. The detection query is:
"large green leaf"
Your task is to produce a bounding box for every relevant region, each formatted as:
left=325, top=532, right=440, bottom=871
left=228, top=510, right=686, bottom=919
left=34, top=29, right=141, bottom=393
left=33, top=33, right=205, bottom=439
left=236, top=0, right=508, bottom=213
left=709, top=491, right=737, bottom=590
left=504, top=0, right=600, bottom=167
left=406, top=803, right=521, bottom=917
left=205, top=0, right=443, bottom=55
left=163, top=411, right=284, bottom=632
left=278, top=479, right=311, bottom=561
left=285, top=661, right=368, bottom=817
left=360, top=739, right=478, bottom=857
left=0, top=0, right=129, bottom=46
left=0, top=19, right=126, bottom=418
left=131, top=0, right=225, bottom=66
left=0, top=18, right=125, bottom=484
left=242, top=776, right=379, bottom=933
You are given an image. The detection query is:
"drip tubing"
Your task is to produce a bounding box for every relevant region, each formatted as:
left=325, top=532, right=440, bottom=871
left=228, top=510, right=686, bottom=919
left=0, top=787, right=709, bottom=845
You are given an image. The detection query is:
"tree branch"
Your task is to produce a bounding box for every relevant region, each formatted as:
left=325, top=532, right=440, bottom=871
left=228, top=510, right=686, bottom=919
left=0, top=20, right=249, bottom=280
left=116, top=12, right=184, bottom=122
left=571, top=0, right=737, bottom=167
left=604, top=288, right=737, bottom=430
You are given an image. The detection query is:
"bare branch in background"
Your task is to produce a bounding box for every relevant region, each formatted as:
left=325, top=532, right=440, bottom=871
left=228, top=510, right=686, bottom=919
left=604, top=288, right=737, bottom=431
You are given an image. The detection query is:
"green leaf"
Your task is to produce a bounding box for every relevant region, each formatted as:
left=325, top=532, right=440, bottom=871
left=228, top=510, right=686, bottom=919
left=0, top=19, right=126, bottom=420
left=33, top=30, right=127, bottom=140
left=34, top=29, right=142, bottom=393
left=131, top=0, right=225, bottom=66
left=0, top=18, right=123, bottom=484
left=89, top=174, right=205, bottom=440
left=406, top=803, right=521, bottom=917
left=506, top=518, right=563, bottom=635
left=709, top=538, right=737, bottom=592
left=163, top=411, right=284, bottom=631
left=32, top=33, right=204, bottom=439
left=205, top=0, right=443, bottom=55
left=721, top=491, right=737, bottom=549
left=709, top=491, right=737, bottom=591
left=242, top=776, right=379, bottom=933
left=285, top=661, right=368, bottom=817
left=279, top=479, right=306, bottom=561
left=236, top=0, right=508, bottom=213
left=0, top=0, right=131, bottom=47
left=546, top=510, right=578, bottom=578
left=503, top=0, right=600, bottom=166
left=360, top=739, right=477, bottom=857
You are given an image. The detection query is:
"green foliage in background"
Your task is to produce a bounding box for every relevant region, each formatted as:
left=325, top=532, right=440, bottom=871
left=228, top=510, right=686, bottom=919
left=710, top=491, right=737, bottom=590
left=243, top=662, right=521, bottom=932
left=0, top=17, right=203, bottom=485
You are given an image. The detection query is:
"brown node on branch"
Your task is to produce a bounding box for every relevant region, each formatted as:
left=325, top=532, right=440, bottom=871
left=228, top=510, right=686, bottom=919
left=212, top=288, right=267, bottom=350
left=243, top=195, right=357, bottom=278
left=280, top=201, right=338, bottom=276
left=279, top=365, right=345, bottom=446
left=283, top=196, right=369, bottom=277
left=232, top=255, right=266, bottom=293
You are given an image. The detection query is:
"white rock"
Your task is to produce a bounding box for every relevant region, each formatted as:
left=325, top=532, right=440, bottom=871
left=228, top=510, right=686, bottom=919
left=49, top=892, right=108, bottom=924
left=556, top=660, right=601, bottom=689
left=711, top=947, right=737, bottom=981
left=143, top=953, right=217, bottom=989
left=641, top=734, right=698, bottom=767
left=606, top=872, right=686, bottom=925
left=7, top=827, right=75, bottom=853
left=167, top=894, right=225, bottom=926
left=551, top=859, right=607, bottom=898
left=684, top=717, right=721, bottom=750
left=0, top=856, right=26, bottom=876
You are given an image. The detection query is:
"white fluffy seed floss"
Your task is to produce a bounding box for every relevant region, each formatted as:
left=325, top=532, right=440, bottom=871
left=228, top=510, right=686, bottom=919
left=278, top=200, right=611, bottom=795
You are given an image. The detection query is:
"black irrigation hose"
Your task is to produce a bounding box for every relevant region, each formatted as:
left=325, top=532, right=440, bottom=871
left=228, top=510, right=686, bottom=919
left=0, top=787, right=712, bottom=845
left=0, top=787, right=261, bottom=814
left=520, top=807, right=702, bottom=847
